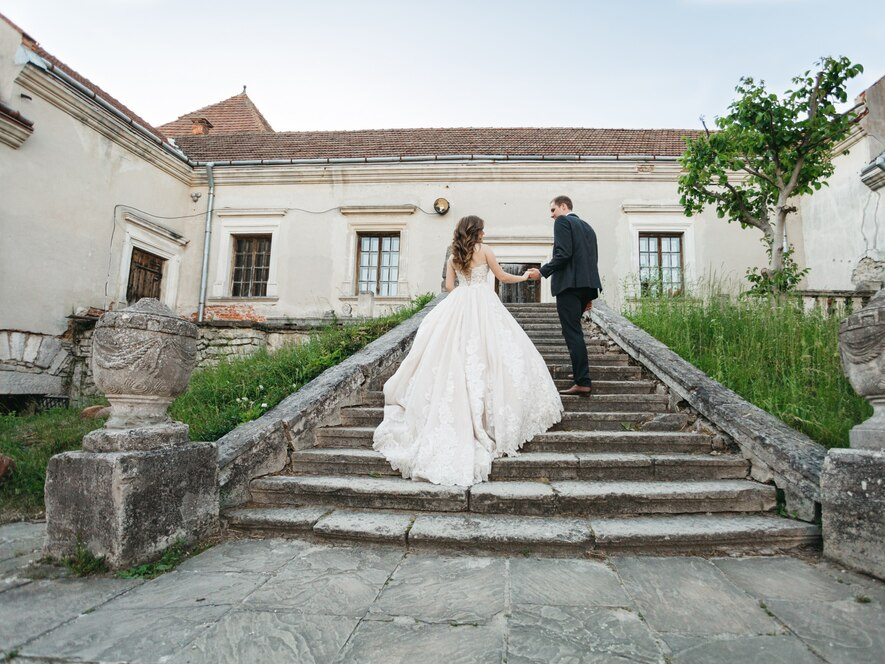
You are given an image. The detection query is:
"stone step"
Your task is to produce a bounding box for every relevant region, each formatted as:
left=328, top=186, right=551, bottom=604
left=551, top=379, right=659, bottom=394
left=351, top=393, right=670, bottom=413
left=524, top=430, right=710, bottom=453
left=339, top=407, right=669, bottom=429
left=591, top=513, right=821, bottom=554
left=550, top=411, right=683, bottom=432
left=468, top=479, right=776, bottom=517
left=533, top=344, right=609, bottom=355
left=359, top=382, right=660, bottom=408
left=290, top=447, right=748, bottom=481
left=517, top=322, right=603, bottom=331
left=314, top=427, right=712, bottom=453
left=549, top=365, right=642, bottom=380
left=224, top=508, right=819, bottom=555
left=490, top=452, right=748, bottom=481
left=250, top=475, right=468, bottom=512
left=249, top=475, right=774, bottom=516
left=525, top=333, right=606, bottom=342
left=540, top=353, right=630, bottom=365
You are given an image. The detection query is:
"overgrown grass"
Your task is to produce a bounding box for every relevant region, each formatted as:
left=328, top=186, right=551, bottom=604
left=0, top=406, right=106, bottom=522
left=625, top=295, right=872, bottom=449
left=171, top=293, right=434, bottom=441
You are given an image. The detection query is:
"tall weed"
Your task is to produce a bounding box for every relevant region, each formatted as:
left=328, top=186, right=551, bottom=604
left=625, top=295, right=871, bottom=448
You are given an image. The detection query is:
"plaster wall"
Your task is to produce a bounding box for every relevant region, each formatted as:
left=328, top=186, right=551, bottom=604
left=191, top=162, right=767, bottom=319
left=798, top=75, right=885, bottom=291
left=798, top=133, right=885, bottom=290
left=0, top=33, right=195, bottom=336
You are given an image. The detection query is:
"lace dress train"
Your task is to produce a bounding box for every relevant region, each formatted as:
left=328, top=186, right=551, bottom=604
left=372, top=264, right=564, bottom=486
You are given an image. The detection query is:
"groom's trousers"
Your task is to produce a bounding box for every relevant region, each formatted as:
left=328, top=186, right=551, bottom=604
left=555, top=287, right=598, bottom=387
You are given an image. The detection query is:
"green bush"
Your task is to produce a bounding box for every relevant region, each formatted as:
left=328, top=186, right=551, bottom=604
left=625, top=295, right=871, bottom=449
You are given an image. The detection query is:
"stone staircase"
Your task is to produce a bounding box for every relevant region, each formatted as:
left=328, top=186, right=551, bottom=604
left=225, top=303, right=821, bottom=555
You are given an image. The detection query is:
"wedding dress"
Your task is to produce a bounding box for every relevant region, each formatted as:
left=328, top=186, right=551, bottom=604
left=373, top=263, right=564, bottom=486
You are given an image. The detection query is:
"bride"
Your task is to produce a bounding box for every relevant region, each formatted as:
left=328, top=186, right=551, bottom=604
left=373, top=215, right=564, bottom=487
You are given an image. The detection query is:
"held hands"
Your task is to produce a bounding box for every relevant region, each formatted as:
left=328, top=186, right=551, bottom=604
left=524, top=268, right=541, bottom=281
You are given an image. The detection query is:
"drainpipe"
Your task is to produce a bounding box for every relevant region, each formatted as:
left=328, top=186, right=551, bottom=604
left=197, top=163, right=216, bottom=322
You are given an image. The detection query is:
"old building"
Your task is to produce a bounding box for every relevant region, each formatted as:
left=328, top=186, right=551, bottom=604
left=1, top=12, right=882, bottom=404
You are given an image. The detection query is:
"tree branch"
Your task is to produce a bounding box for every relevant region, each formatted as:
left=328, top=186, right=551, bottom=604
left=689, top=180, right=768, bottom=233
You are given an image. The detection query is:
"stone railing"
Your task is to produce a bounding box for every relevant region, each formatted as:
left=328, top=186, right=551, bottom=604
left=592, top=302, right=828, bottom=522
left=797, top=289, right=878, bottom=316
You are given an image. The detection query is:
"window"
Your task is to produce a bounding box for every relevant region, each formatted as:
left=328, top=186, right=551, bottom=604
left=639, top=233, right=684, bottom=295
left=126, top=247, right=165, bottom=304
left=357, top=233, right=399, bottom=296
left=231, top=235, right=271, bottom=297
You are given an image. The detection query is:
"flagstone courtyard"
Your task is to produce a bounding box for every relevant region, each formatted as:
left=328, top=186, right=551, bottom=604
left=2, top=521, right=884, bottom=663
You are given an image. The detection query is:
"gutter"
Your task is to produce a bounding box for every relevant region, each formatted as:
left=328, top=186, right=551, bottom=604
left=197, top=163, right=216, bottom=322
left=188, top=154, right=682, bottom=167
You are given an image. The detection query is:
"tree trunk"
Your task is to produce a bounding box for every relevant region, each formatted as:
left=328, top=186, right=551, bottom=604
left=769, top=205, right=788, bottom=274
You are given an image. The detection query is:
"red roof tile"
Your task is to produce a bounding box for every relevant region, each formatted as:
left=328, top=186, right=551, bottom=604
left=160, top=91, right=274, bottom=137
left=1, top=13, right=170, bottom=144
left=173, top=127, right=701, bottom=162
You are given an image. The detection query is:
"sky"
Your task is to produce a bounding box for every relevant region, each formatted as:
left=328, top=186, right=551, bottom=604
left=2, top=0, right=883, bottom=132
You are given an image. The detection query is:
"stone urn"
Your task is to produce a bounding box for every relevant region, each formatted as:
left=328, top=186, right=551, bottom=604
left=83, top=298, right=197, bottom=451
left=839, top=287, right=885, bottom=450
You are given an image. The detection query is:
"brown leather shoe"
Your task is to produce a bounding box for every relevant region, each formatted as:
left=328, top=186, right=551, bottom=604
left=559, top=384, right=592, bottom=396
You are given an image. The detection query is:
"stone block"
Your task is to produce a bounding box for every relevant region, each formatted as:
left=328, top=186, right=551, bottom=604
left=44, top=443, right=219, bottom=569
left=0, top=370, right=64, bottom=394
left=0, top=332, right=10, bottom=361
left=33, top=336, right=62, bottom=368
left=81, top=422, right=189, bottom=452
left=22, top=333, right=41, bottom=363
left=821, top=448, right=885, bottom=580
left=7, top=331, right=25, bottom=360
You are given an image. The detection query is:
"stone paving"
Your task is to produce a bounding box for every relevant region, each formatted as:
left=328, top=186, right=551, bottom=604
left=2, top=522, right=884, bottom=663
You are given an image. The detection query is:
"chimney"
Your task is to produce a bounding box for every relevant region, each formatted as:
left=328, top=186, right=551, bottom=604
left=190, top=118, right=213, bottom=135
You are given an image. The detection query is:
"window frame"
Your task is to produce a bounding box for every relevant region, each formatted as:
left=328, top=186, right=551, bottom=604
left=230, top=234, right=273, bottom=298
left=355, top=231, right=401, bottom=297
left=638, top=232, right=685, bottom=295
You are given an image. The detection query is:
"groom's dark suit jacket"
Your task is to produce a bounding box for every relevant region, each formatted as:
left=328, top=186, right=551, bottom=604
left=539, top=213, right=601, bottom=296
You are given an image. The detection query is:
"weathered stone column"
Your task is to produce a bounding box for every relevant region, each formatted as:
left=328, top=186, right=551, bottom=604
left=821, top=288, right=885, bottom=580
left=44, top=299, right=219, bottom=569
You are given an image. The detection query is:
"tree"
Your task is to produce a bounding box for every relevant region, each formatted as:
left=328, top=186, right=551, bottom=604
left=678, top=57, right=864, bottom=291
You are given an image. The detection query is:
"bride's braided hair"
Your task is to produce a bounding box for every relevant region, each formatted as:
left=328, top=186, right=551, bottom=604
left=451, top=215, right=485, bottom=273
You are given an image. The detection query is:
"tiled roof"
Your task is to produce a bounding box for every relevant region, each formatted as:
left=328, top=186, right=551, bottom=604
left=160, top=91, right=274, bottom=137
left=1, top=13, right=170, bottom=143
left=173, top=127, right=701, bottom=162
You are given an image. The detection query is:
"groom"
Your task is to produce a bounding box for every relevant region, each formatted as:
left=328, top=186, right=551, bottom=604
left=527, top=196, right=601, bottom=396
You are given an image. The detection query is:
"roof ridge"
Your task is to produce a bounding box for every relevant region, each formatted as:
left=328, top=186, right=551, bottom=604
left=160, top=90, right=274, bottom=137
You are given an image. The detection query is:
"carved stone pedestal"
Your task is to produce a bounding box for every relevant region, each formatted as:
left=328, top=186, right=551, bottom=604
left=821, top=288, right=885, bottom=580
left=43, top=299, right=219, bottom=569
left=44, top=444, right=218, bottom=569
left=821, top=449, right=885, bottom=580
